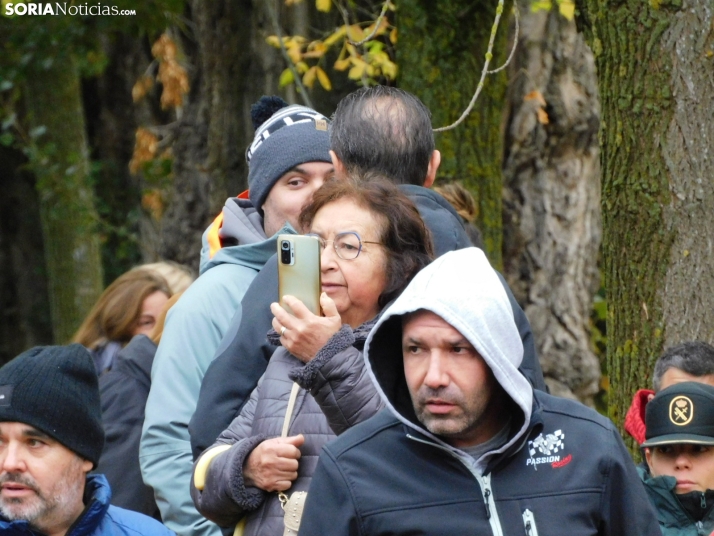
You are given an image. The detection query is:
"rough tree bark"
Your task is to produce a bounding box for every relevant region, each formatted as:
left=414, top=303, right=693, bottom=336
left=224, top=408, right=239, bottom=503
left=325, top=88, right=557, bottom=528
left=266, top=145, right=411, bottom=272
left=153, top=0, right=253, bottom=268
left=24, top=55, right=104, bottom=344
left=502, top=9, right=602, bottom=404
left=577, top=0, right=714, bottom=432
left=397, top=0, right=513, bottom=268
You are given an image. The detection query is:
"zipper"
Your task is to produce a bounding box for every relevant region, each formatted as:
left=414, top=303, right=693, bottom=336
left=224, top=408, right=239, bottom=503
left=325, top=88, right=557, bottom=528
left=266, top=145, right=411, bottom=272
left=406, top=434, right=505, bottom=536
left=522, top=509, right=539, bottom=536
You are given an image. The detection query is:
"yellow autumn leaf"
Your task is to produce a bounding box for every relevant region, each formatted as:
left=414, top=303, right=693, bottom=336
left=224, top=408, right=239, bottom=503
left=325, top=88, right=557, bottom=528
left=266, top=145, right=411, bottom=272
left=524, top=90, right=547, bottom=107
left=389, top=27, right=398, bottom=44
left=558, top=0, right=575, bottom=20
left=348, top=60, right=367, bottom=80
left=279, top=68, right=294, bottom=88
left=537, top=108, right=550, bottom=124
left=347, top=24, right=365, bottom=42
left=295, top=61, right=309, bottom=74
left=266, top=35, right=281, bottom=48
left=316, top=0, right=331, bottom=12
left=324, top=26, right=347, bottom=47
left=303, top=42, right=327, bottom=59
left=334, top=58, right=351, bottom=71
left=316, top=66, right=332, bottom=90
left=303, top=65, right=317, bottom=88
left=287, top=44, right=302, bottom=64
left=381, top=60, right=398, bottom=80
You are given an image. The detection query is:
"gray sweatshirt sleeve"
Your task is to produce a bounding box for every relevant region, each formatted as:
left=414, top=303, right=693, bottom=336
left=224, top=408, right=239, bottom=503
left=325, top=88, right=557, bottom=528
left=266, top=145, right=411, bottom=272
left=289, top=325, right=384, bottom=435
left=190, top=379, right=269, bottom=528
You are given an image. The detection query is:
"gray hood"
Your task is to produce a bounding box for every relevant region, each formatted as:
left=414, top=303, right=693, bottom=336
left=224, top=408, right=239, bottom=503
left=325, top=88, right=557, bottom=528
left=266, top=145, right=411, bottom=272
left=198, top=197, right=296, bottom=275
left=363, top=247, right=533, bottom=469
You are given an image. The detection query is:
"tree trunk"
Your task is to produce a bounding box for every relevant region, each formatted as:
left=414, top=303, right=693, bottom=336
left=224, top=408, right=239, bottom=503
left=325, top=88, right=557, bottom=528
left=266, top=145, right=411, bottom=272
left=157, top=0, right=281, bottom=269
left=24, top=55, right=104, bottom=344
left=502, top=10, right=602, bottom=404
left=0, top=147, right=53, bottom=363
left=578, top=0, right=714, bottom=434
left=84, top=32, right=161, bottom=282
left=397, top=0, right=513, bottom=269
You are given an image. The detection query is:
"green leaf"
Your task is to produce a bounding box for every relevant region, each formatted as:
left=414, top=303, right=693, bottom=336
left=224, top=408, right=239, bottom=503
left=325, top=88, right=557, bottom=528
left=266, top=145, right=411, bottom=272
left=279, top=68, right=294, bottom=88
left=530, top=0, right=553, bottom=12
left=0, top=132, right=14, bottom=146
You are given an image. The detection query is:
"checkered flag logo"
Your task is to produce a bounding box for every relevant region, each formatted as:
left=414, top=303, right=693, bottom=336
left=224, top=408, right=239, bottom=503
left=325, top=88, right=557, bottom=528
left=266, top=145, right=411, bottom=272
left=529, top=430, right=565, bottom=456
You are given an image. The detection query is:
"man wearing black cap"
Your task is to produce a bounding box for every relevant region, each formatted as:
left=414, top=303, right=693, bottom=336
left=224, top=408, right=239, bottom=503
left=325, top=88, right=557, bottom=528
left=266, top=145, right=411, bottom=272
left=0, top=344, right=172, bottom=536
left=641, top=381, right=714, bottom=535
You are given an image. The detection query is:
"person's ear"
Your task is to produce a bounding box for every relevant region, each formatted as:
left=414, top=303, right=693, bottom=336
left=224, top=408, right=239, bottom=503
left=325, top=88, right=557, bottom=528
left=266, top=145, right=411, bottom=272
left=330, top=151, right=347, bottom=180
left=644, top=447, right=654, bottom=472
left=82, top=458, right=93, bottom=473
left=423, top=150, right=441, bottom=188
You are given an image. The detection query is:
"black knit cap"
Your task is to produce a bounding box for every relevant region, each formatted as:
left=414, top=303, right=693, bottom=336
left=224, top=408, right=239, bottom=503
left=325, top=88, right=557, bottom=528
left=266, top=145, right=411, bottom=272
left=245, top=96, right=331, bottom=214
left=0, top=344, right=104, bottom=465
left=643, top=382, right=714, bottom=447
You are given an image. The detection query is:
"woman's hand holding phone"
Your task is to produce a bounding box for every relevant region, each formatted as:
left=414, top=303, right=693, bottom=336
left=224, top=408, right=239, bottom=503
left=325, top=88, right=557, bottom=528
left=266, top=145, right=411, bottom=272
left=271, top=292, right=342, bottom=363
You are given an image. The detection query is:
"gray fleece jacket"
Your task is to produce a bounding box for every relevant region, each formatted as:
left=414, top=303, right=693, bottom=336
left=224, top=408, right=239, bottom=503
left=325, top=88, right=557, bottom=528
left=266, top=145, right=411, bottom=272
left=190, top=319, right=380, bottom=536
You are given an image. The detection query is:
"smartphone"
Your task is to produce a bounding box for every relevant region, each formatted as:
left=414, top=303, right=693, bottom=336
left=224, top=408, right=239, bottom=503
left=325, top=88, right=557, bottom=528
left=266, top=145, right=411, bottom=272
left=277, top=234, right=322, bottom=316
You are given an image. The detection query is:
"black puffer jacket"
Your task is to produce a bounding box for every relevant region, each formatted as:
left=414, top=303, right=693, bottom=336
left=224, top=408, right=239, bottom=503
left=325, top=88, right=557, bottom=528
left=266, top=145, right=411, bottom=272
left=95, top=334, right=160, bottom=519
left=190, top=320, right=380, bottom=536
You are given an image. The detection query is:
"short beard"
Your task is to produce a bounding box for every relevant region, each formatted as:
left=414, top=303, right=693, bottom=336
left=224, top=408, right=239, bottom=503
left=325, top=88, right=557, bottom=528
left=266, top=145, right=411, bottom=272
left=0, top=458, right=86, bottom=532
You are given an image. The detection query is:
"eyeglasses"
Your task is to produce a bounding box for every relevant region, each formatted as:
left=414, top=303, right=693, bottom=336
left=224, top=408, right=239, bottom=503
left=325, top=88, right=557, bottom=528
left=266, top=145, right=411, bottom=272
left=306, top=232, right=381, bottom=260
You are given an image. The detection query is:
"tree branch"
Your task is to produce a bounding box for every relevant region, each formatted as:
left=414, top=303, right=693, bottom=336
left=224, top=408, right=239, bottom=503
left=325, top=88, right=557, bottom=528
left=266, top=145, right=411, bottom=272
left=268, top=0, right=314, bottom=109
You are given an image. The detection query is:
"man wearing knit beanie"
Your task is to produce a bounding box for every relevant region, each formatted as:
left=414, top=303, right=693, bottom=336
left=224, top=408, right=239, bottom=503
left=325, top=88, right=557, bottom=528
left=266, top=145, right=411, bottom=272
left=141, top=96, right=333, bottom=536
left=0, top=344, right=173, bottom=536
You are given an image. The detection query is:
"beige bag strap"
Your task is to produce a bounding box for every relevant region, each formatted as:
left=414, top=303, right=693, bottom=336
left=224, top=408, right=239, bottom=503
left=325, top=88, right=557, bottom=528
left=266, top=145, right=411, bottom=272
left=281, top=382, right=301, bottom=438
left=278, top=382, right=302, bottom=509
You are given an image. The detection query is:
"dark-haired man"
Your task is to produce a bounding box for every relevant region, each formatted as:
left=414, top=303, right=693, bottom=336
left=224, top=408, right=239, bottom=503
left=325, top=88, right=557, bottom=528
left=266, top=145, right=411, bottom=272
left=0, top=344, right=172, bottom=536
left=189, top=86, right=546, bottom=460
left=299, top=248, right=660, bottom=536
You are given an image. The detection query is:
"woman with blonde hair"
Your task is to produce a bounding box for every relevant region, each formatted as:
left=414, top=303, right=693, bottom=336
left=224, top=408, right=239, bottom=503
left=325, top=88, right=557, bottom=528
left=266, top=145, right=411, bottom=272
left=73, top=261, right=192, bottom=374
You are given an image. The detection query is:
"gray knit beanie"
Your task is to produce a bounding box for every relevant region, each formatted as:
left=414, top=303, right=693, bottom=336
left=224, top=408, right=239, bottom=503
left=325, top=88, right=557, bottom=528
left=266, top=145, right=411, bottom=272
left=0, top=344, right=104, bottom=466
left=246, top=96, right=332, bottom=213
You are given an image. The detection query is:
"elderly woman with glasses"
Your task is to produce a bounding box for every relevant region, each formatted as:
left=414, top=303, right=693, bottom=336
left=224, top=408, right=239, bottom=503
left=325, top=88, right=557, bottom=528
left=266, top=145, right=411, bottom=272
left=191, top=177, right=433, bottom=536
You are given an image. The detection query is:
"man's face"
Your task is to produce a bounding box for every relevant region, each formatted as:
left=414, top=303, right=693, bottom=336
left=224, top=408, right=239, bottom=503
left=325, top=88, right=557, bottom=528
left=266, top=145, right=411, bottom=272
left=659, top=368, right=714, bottom=391
left=646, top=444, right=714, bottom=493
left=0, top=422, right=91, bottom=533
left=262, top=162, right=334, bottom=237
left=402, top=310, right=505, bottom=449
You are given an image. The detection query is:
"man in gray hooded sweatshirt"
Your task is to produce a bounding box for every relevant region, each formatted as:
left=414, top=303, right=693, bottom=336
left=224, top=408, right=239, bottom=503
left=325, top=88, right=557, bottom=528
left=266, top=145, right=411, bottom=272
left=300, top=247, right=660, bottom=536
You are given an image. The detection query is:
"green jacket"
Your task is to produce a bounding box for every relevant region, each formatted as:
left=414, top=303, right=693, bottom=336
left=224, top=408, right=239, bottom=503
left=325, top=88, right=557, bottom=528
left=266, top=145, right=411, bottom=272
left=639, top=465, right=714, bottom=536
